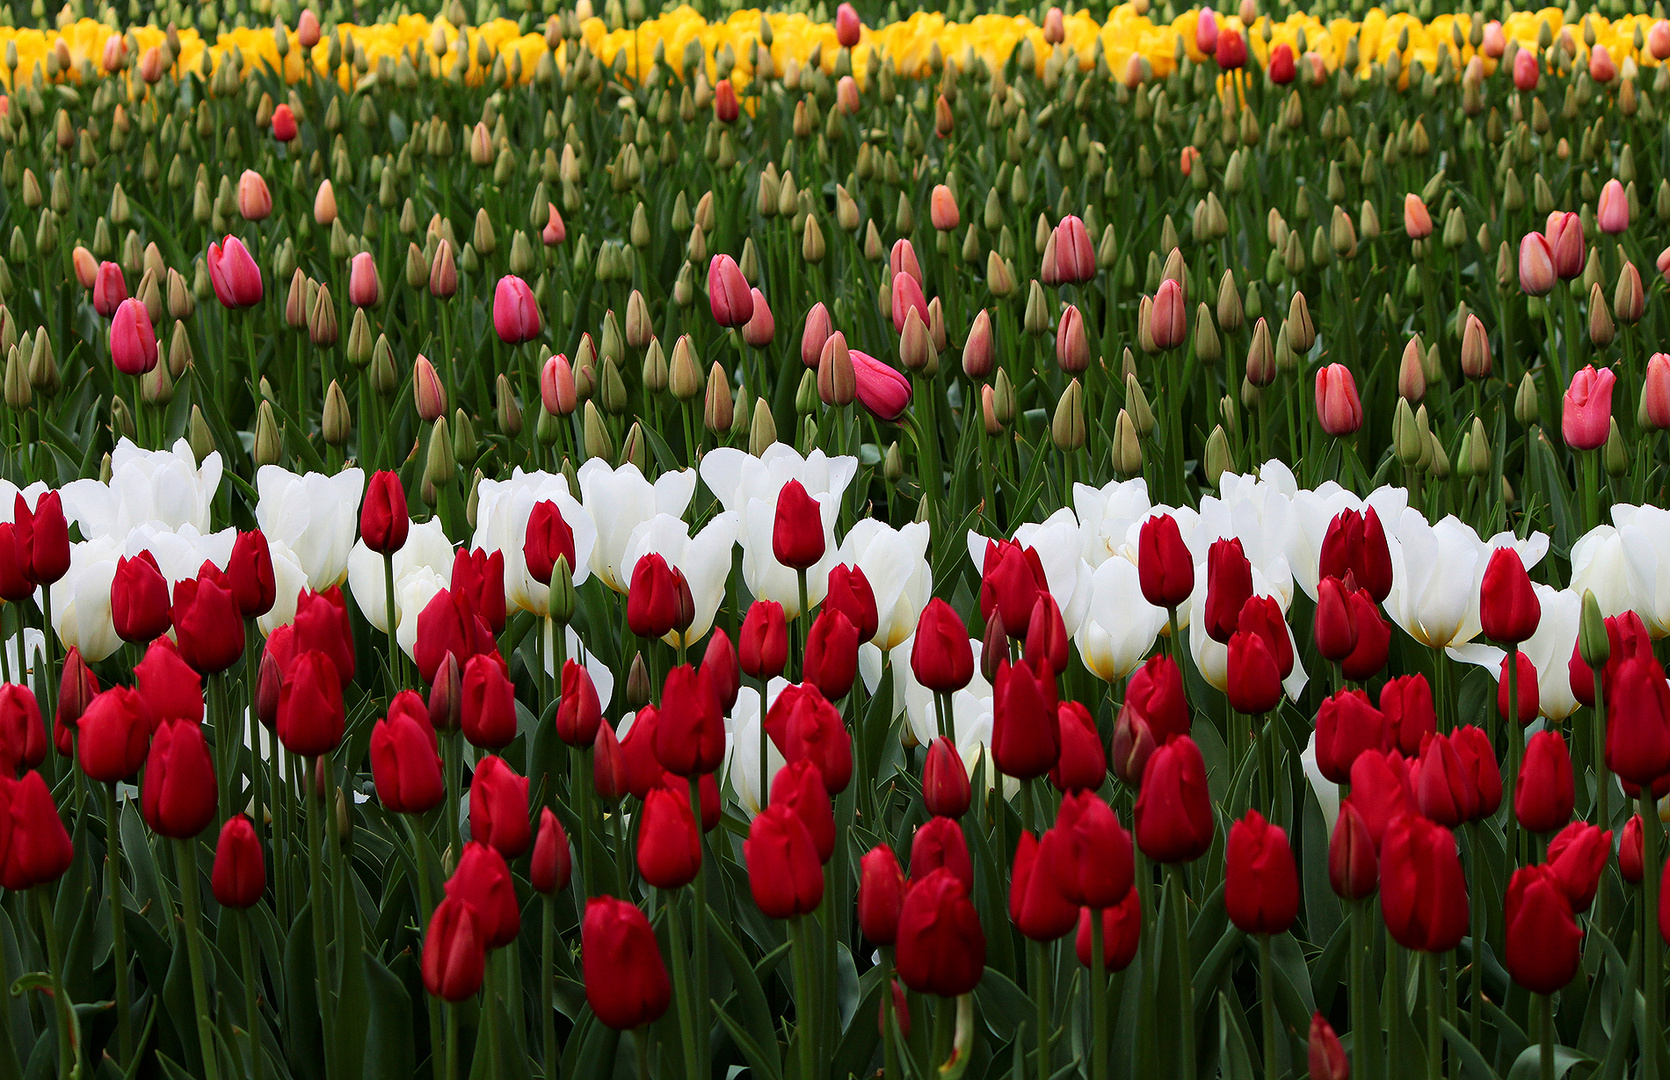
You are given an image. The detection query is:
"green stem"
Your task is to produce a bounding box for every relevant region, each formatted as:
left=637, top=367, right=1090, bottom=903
left=1643, top=788, right=1661, bottom=1080
left=1169, top=865, right=1195, bottom=1079
left=239, top=911, right=264, bottom=1080
left=1090, top=907, right=1107, bottom=1080
left=543, top=895, right=557, bottom=1080
left=1261, top=934, right=1278, bottom=1080
left=383, top=552, right=402, bottom=695
left=35, top=887, right=76, bottom=1080
left=687, top=777, right=709, bottom=1071
left=790, top=916, right=817, bottom=1080
left=1539, top=993, right=1554, bottom=1080
left=175, top=838, right=223, bottom=1080
left=665, top=889, right=702, bottom=1080
left=307, top=760, right=338, bottom=1080
left=105, top=784, right=133, bottom=1068
left=1424, top=952, right=1441, bottom=1080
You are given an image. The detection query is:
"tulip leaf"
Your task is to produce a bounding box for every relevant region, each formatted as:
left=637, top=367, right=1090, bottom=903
left=1505, top=1043, right=1593, bottom=1080
left=359, top=949, right=416, bottom=1080
left=715, top=1006, right=785, bottom=1080
left=705, top=907, right=782, bottom=1080
left=1299, top=785, right=1342, bottom=957
left=281, top=903, right=326, bottom=1080
left=1215, top=991, right=1255, bottom=1080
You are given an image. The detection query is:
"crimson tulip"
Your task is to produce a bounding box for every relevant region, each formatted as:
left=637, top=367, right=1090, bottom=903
left=171, top=572, right=245, bottom=674
left=1328, top=799, right=1378, bottom=899
left=451, top=548, right=507, bottom=634
left=912, top=599, right=974, bottom=692
left=1318, top=508, right=1393, bottom=603
left=413, top=588, right=503, bottom=686
left=746, top=803, right=825, bottom=918
left=445, top=841, right=520, bottom=947
left=1505, top=864, right=1582, bottom=994
left=370, top=692, right=444, bottom=814
left=702, top=629, right=740, bottom=713
left=923, top=736, right=971, bottom=817
left=910, top=814, right=973, bottom=894
left=772, top=480, right=826, bottom=570
left=1380, top=813, right=1469, bottom=952
left=765, top=683, right=852, bottom=793
left=531, top=807, right=572, bottom=896
left=582, top=897, right=671, bottom=1029
left=627, top=553, right=680, bottom=639
left=1203, top=537, right=1253, bottom=643
left=1348, top=749, right=1413, bottom=847
left=1051, top=790, right=1135, bottom=907
left=277, top=650, right=345, bottom=757
left=111, top=551, right=170, bottom=643
left=0, top=772, right=72, bottom=889
left=142, top=719, right=217, bottom=839
left=740, top=600, right=789, bottom=679
left=637, top=786, right=701, bottom=889
left=895, top=868, right=986, bottom=997
left=470, top=755, right=531, bottom=858
left=655, top=664, right=725, bottom=777
left=133, top=638, right=203, bottom=725
left=1051, top=702, right=1107, bottom=792
left=227, top=529, right=277, bottom=619
left=804, top=609, right=858, bottom=699
left=1135, top=736, right=1214, bottom=863
left=1225, top=810, right=1299, bottom=935
left=523, top=499, right=576, bottom=586
left=1314, top=689, right=1386, bottom=783
left=992, top=657, right=1060, bottom=779
left=1010, top=830, right=1079, bottom=941
left=1480, top=547, right=1540, bottom=644
left=461, top=653, right=517, bottom=750
left=1515, top=729, right=1574, bottom=833
left=0, top=684, right=44, bottom=773
left=858, top=844, right=906, bottom=945
left=979, top=539, right=1049, bottom=638
left=360, top=471, right=410, bottom=555
left=825, top=565, right=879, bottom=644
left=556, top=660, right=603, bottom=747
left=1546, top=821, right=1611, bottom=912
left=1308, top=1014, right=1349, bottom=1080
left=1381, top=675, right=1437, bottom=757
left=211, top=815, right=265, bottom=908
left=423, top=897, right=487, bottom=1002
left=770, top=759, right=834, bottom=862
left=1607, top=655, right=1670, bottom=785
left=76, top=686, right=152, bottom=784
left=1137, top=513, right=1194, bottom=609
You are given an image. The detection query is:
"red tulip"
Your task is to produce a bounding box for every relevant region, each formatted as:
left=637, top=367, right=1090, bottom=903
left=413, top=588, right=503, bottom=686
left=171, top=572, right=246, bottom=674
left=627, top=553, right=680, bottom=640
left=141, top=719, right=217, bottom=839
left=923, top=736, right=971, bottom=817
left=1622, top=815, right=1645, bottom=884
left=1329, top=799, right=1378, bottom=900
left=1150, top=278, right=1187, bottom=350
left=271, top=103, right=298, bottom=142
left=1515, top=729, right=1574, bottom=833
left=1380, top=674, right=1437, bottom=756
left=1051, top=790, right=1135, bottom=908
left=1479, top=548, right=1540, bottom=644
left=1135, top=736, right=1214, bottom=863
left=1546, top=211, right=1585, bottom=279
left=910, top=815, right=973, bottom=894
left=531, top=807, right=572, bottom=895
left=423, top=897, right=487, bottom=1002
left=1052, top=215, right=1096, bottom=285
left=445, top=841, right=520, bottom=947
left=1546, top=821, right=1611, bottom=912
left=702, top=629, right=740, bottom=713
left=1505, top=864, right=1582, bottom=994
left=1137, top=513, right=1194, bottom=609
left=804, top=609, right=858, bottom=700
left=618, top=708, right=665, bottom=800
left=0, top=684, right=44, bottom=773
left=93, top=260, right=128, bottom=317
left=1224, top=810, right=1299, bottom=935
left=360, top=471, right=410, bottom=555
left=655, top=664, right=725, bottom=777
left=523, top=499, right=577, bottom=586
left=53, top=647, right=99, bottom=755
left=1009, top=830, right=1079, bottom=941
left=835, top=1, right=861, bottom=45
left=1074, top=888, right=1141, bottom=970
left=992, top=657, right=1060, bottom=779
left=470, top=755, right=531, bottom=858
left=769, top=759, right=834, bottom=862
left=461, top=653, right=517, bottom=750
left=1267, top=42, right=1296, bottom=83
left=979, top=539, right=1049, bottom=636
left=227, top=530, right=276, bottom=619
left=370, top=692, right=445, bottom=814
left=593, top=722, right=630, bottom=803
left=1203, top=537, right=1253, bottom=643
left=765, top=683, right=852, bottom=794
left=911, top=599, right=974, bottom=692
left=211, top=815, right=265, bottom=908
left=1226, top=625, right=1284, bottom=714
left=823, top=565, right=878, bottom=645
left=556, top=660, right=603, bottom=747
left=1319, top=508, right=1393, bottom=603
left=637, top=786, right=701, bottom=889
left=17, top=492, right=69, bottom=587
left=1348, top=749, right=1413, bottom=847
left=895, top=867, right=986, bottom=997
left=1314, top=689, right=1386, bottom=783
left=112, top=551, right=170, bottom=643
left=850, top=350, right=912, bottom=422
left=1313, top=576, right=1357, bottom=662
left=772, top=480, right=826, bottom=570
left=582, top=897, right=671, bottom=1029
left=712, top=78, right=739, bottom=123
left=1606, top=655, right=1670, bottom=786
left=1412, top=731, right=1478, bottom=827
left=858, top=844, right=906, bottom=945
left=277, top=650, right=345, bottom=757
left=740, top=600, right=789, bottom=680
left=746, top=803, right=825, bottom=918
left=1340, top=588, right=1390, bottom=681
left=1308, top=1013, right=1349, bottom=1080
left=1214, top=25, right=1247, bottom=67
left=451, top=547, right=507, bottom=634
left=1024, top=594, right=1070, bottom=676
left=1051, top=702, right=1107, bottom=792
left=1380, top=814, right=1469, bottom=953
left=76, top=686, right=153, bottom=783
left=0, top=772, right=72, bottom=889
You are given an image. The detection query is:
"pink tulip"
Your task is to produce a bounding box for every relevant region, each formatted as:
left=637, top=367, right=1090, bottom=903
left=206, top=237, right=264, bottom=309
left=708, top=255, right=753, bottom=328
left=890, top=272, right=929, bottom=336
left=348, top=252, right=381, bottom=308
left=890, top=240, right=923, bottom=289
left=297, top=9, right=321, bottom=48
left=930, top=186, right=959, bottom=231
left=1546, top=212, right=1584, bottom=279
left=493, top=275, right=541, bottom=344
left=1562, top=366, right=1616, bottom=451
left=1519, top=233, right=1556, bottom=296
left=1054, top=215, right=1095, bottom=284
left=1056, top=305, right=1089, bottom=373
left=1513, top=48, right=1539, bottom=91
left=1482, top=21, right=1506, bottom=58
left=237, top=170, right=272, bottom=221
left=1194, top=9, right=1219, bottom=55
left=801, top=303, right=832, bottom=369
left=851, top=350, right=912, bottom=421
left=836, top=76, right=860, bottom=114
left=1151, top=279, right=1186, bottom=350
left=1598, top=179, right=1629, bottom=235
left=93, top=260, right=127, bottom=317
left=1589, top=44, right=1616, bottom=83
left=1651, top=20, right=1670, bottom=60
left=742, top=288, right=775, bottom=348
left=542, top=203, right=566, bottom=246
left=1645, top=354, right=1670, bottom=431
left=1315, top=364, right=1363, bottom=437
left=1403, top=194, right=1433, bottom=239
left=110, top=297, right=158, bottom=376
left=542, top=354, right=576, bottom=416
left=836, top=2, right=862, bottom=46
left=101, top=33, right=126, bottom=73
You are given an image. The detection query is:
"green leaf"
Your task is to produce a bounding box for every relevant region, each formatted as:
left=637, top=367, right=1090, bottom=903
left=705, top=905, right=782, bottom=1080
left=972, top=968, right=1030, bottom=1043
left=1216, top=991, right=1255, bottom=1080
left=1504, top=1043, right=1593, bottom=1080
left=360, top=950, right=416, bottom=1080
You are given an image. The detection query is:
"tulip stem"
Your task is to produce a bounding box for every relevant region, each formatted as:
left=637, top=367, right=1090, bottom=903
left=688, top=777, right=710, bottom=1070
left=174, top=838, right=223, bottom=1080
left=575, top=746, right=594, bottom=897
left=1507, top=648, right=1523, bottom=866
left=1090, top=909, right=1107, bottom=1080
left=1424, top=951, right=1441, bottom=1080
left=104, top=783, right=133, bottom=1068
left=664, top=890, right=702, bottom=1080
left=759, top=684, right=770, bottom=810
left=543, top=894, right=557, bottom=1080
left=239, top=910, right=264, bottom=1080
left=1029, top=938, right=1050, bottom=1080
left=306, top=760, right=338, bottom=1080
left=1350, top=899, right=1374, bottom=1080
left=244, top=619, right=265, bottom=874
left=796, top=568, right=810, bottom=681
left=35, top=887, right=76, bottom=1080
left=1593, top=671, right=1610, bottom=928
left=383, top=552, right=402, bottom=694
left=444, top=1002, right=459, bottom=1080
left=1168, top=865, right=1194, bottom=1080
left=445, top=731, right=463, bottom=868
left=404, top=816, right=447, bottom=1080
left=1538, top=992, right=1554, bottom=1080
left=790, top=916, right=818, bottom=1080
left=1466, top=824, right=1483, bottom=1049
left=1643, top=788, right=1662, bottom=1080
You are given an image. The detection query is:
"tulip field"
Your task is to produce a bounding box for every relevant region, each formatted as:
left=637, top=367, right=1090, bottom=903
left=13, top=0, right=1670, bottom=1078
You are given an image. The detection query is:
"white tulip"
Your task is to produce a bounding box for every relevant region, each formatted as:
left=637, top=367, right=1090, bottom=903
left=1612, top=505, right=1670, bottom=635
left=740, top=490, right=839, bottom=620
left=726, top=678, right=790, bottom=817
left=1072, top=476, right=1153, bottom=567
left=577, top=460, right=697, bottom=591
left=1076, top=556, right=1167, bottom=682
left=60, top=438, right=222, bottom=539
left=620, top=511, right=739, bottom=648
left=699, top=444, right=859, bottom=537
left=1384, top=511, right=1547, bottom=651
left=120, top=522, right=238, bottom=586
left=859, top=635, right=993, bottom=752
left=1193, top=474, right=1297, bottom=613
left=257, top=540, right=310, bottom=635
left=836, top=519, right=933, bottom=649
left=254, top=466, right=366, bottom=591
left=1569, top=524, right=1635, bottom=619
left=394, top=567, right=449, bottom=660
left=1449, top=584, right=1582, bottom=721
left=48, top=536, right=121, bottom=662
left=538, top=622, right=618, bottom=711
left=1186, top=579, right=1308, bottom=701
left=347, top=519, right=456, bottom=633
left=470, top=469, right=597, bottom=615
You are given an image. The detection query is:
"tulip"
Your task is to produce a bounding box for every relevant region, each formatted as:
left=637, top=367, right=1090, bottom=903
left=276, top=649, right=345, bottom=757
left=896, top=867, right=986, bottom=997
left=1075, top=889, right=1142, bottom=971
left=228, top=530, right=277, bottom=619
left=1051, top=702, right=1107, bottom=792
left=912, top=599, right=974, bottom=692
left=1010, top=830, right=1079, bottom=941
left=1519, top=232, right=1556, bottom=296
left=1515, top=729, right=1574, bottom=833
left=804, top=609, right=858, bottom=699
left=1546, top=820, right=1611, bottom=912
left=360, top=470, right=410, bottom=556
left=858, top=844, right=907, bottom=946
left=772, top=479, right=827, bottom=571
left=1151, top=278, right=1186, bottom=350
left=1136, top=513, right=1193, bottom=610
left=348, top=251, right=381, bottom=308
left=1194, top=8, right=1219, bottom=53
left=0, top=685, right=43, bottom=774
left=111, top=551, right=170, bottom=643
left=1313, top=576, right=1358, bottom=662
left=1054, top=216, right=1096, bottom=284
left=1267, top=42, right=1296, bottom=83
left=1135, top=735, right=1214, bottom=863
left=292, top=588, right=356, bottom=685
left=582, top=897, right=671, bottom=1028
left=110, top=297, right=158, bottom=376
left=470, top=755, right=531, bottom=858
left=522, top=499, right=577, bottom=589
left=212, top=815, right=265, bottom=908
left=1225, top=810, right=1299, bottom=935
left=461, top=653, right=517, bottom=750
left=929, top=185, right=959, bottom=232
left=1052, top=790, right=1136, bottom=907
left=1644, top=354, right=1670, bottom=431
left=17, top=492, right=69, bottom=588
left=910, top=815, right=974, bottom=894
left=1605, top=655, right=1670, bottom=785
left=1477, top=547, right=1541, bottom=646
left=1347, top=749, right=1414, bottom=846
left=850, top=349, right=912, bottom=421
left=922, top=735, right=973, bottom=817
left=638, top=786, right=702, bottom=889
left=712, top=78, right=739, bottom=122
left=1214, top=26, right=1246, bottom=67
left=746, top=803, right=825, bottom=918
left=1412, top=731, right=1479, bottom=826
left=1319, top=507, right=1394, bottom=603
left=271, top=103, right=297, bottom=142
left=370, top=694, right=445, bottom=814
left=0, top=772, right=72, bottom=889
left=1622, top=815, right=1645, bottom=884
left=314, top=180, right=337, bottom=225
left=765, top=683, right=852, bottom=793
left=93, top=261, right=127, bottom=317
left=1380, top=814, right=1468, bottom=952
left=1314, top=689, right=1386, bottom=783
left=142, top=718, right=217, bottom=838
left=76, top=685, right=153, bottom=783
left=1598, top=177, right=1629, bottom=233
left=1546, top=211, right=1584, bottom=279
left=528, top=808, right=572, bottom=896
left=991, top=658, right=1060, bottom=779
left=1505, top=865, right=1582, bottom=994
left=554, top=660, right=603, bottom=748
left=1562, top=365, right=1616, bottom=451
left=739, top=600, right=788, bottom=681
left=627, top=553, right=680, bottom=640
left=445, top=842, right=521, bottom=947
left=1328, top=799, right=1378, bottom=900
left=1403, top=194, right=1433, bottom=239
left=654, top=664, right=725, bottom=777
left=236, top=171, right=273, bottom=221
left=171, top=573, right=245, bottom=674
left=708, top=255, right=753, bottom=327
left=423, top=897, right=487, bottom=1002
left=492, top=275, right=541, bottom=343
left=1315, top=364, right=1363, bottom=436
left=1123, top=654, right=1191, bottom=748
left=1055, top=304, right=1090, bottom=373
left=1226, top=625, right=1284, bottom=714
left=769, top=760, right=835, bottom=862
left=739, top=287, right=775, bottom=348
left=1308, top=1014, right=1349, bottom=1080
left=542, top=203, right=566, bottom=246
left=835, top=1, right=862, bottom=44
left=207, top=236, right=264, bottom=308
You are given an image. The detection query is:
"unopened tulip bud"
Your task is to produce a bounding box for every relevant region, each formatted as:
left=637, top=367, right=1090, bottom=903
left=425, top=416, right=456, bottom=490
left=1398, top=336, right=1426, bottom=401
left=1461, top=313, right=1491, bottom=378
left=819, top=331, right=856, bottom=406
left=1124, top=374, right=1155, bottom=437
left=1514, top=372, right=1540, bottom=426
left=982, top=385, right=1001, bottom=435
left=314, top=179, right=337, bottom=226
left=642, top=340, right=669, bottom=395
left=237, top=170, right=272, bottom=221
left=963, top=310, right=994, bottom=379
left=1615, top=263, right=1645, bottom=325
left=1588, top=283, right=1615, bottom=348
left=584, top=401, right=613, bottom=460
left=670, top=335, right=704, bottom=400
left=1113, top=409, right=1143, bottom=477
left=750, top=395, right=778, bottom=455
left=1217, top=270, right=1244, bottom=332
left=322, top=380, right=351, bottom=445
left=1204, top=425, right=1231, bottom=488
left=704, top=364, right=734, bottom=433
left=987, top=251, right=1016, bottom=298
left=900, top=309, right=936, bottom=372
left=1605, top=419, right=1628, bottom=476
left=1052, top=380, right=1086, bottom=451
left=253, top=400, right=281, bottom=466
left=626, top=290, right=652, bottom=348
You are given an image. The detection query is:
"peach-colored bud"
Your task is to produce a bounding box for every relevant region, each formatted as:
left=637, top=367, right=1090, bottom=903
left=1398, top=336, right=1426, bottom=401
left=1513, top=48, right=1539, bottom=90
left=313, top=179, right=337, bottom=226
left=1589, top=43, right=1616, bottom=83
left=237, top=170, right=272, bottom=221
left=1658, top=245, right=1670, bottom=285
left=542, top=203, right=566, bottom=246
left=1315, top=364, right=1363, bottom=437
left=1616, top=262, right=1645, bottom=325
left=800, top=302, right=832, bottom=369
left=818, top=331, right=856, bottom=406
left=138, top=45, right=167, bottom=83
left=1039, top=232, right=1061, bottom=287
left=836, top=2, right=862, bottom=48
left=982, top=384, right=1001, bottom=435
left=1043, top=7, right=1065, bottom=44
left=414, top=355, right=447, bottom=421
left=1652, top=20, right=1670, bottom=61
left=430, top=240, right=458, bottom=299
left=890, top=272, right=929, bottom=336
left=1237, top=0, right=1257, bottom=24
left=1055, top=304, right=1089, bottom=374
left=1519, top=233, right=1555, bottom=296
left=962, top=309, right=995, bottom=380
left=72, top=246, right=98, bottom=290
left=1403, top=193, right=1433, bottom=239
left=1180, top=146, right=1200, bottom=178
left=934, top=94, right=954, bottom=138
left=1304, top=51, right=1327, bottom=86
left=1482, top=20, right=1506, bottom=58
left=1598, top=178, right=1629, bottom=235
left=930, top=185, right=959, bottom=231
left=889, top=239, right=923, bottom=289
left=1151, top=279, right=1186, bottom=350
left=1546, top=212, right=1584, bottom=279
left=348, top=251, right=381, bottom=308
left=1054, top=216, right=1095, bottom=285
left=297, top=9, right=321, bottom=48
left=1461, top=313, right=1492, bottom=380
left=837, top=75, right=860, bottom=115
left=1645, top=354, right=1670, bottom=430
left=543, top=354, right=577, bottom=415
left=102, top=34, right=126, bottom=73
left=714, top=79, right=739, bottom=124
left=1194, top=9, right=1219, bottom=55
left=469, top=122, right=494, bottom=166
left=742, top=288, right=775, bottom=348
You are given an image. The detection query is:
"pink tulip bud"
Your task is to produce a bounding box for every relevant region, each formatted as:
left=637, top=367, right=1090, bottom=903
left=1178, top=147, right=1200, bottom=180
left=1054, top=215, right=1095, bottom=284
left=72, top=246, right=98, bottom=290
left=1598, top=179, right=1629, bottom=235
left=414, top=355, right=447, bottom=422
left=1398, top=337, right=1426, bottom=402
left=837, top=75, right=860, bottom=114
left=1123, top=53, right=1146, bottom=88
left=1562, top=365, right=1616, bottom=451
left=1043, top=6, right=1065, bottom=44
left=1482, top=20, right=1506, bottom=57
left=101, top=33, right=126, bottom=73
left=836, top=2, right=861, bottom=46
left=1546, top=212, right=1584, bottom=279
left=1589, top=43, right=1616, bottom=83
left=963, top=309, right=995, bottom=380
left=430, top=240, right=458, bottom=299
left=1513, top=47, right=1540, bottom=90
left=890, top=272, right=929, bottom=336
left=713, top=80, right=739, bottom=124
left=237, top=170, right=272, bottom=221
left=1461, top=314, right=1492, bottom=380
left=1403, top=194, right=1433, bottom=239
left=272, top=104, right=298, bottom=143
left=1055, top=305, right=1089, bottom=374
left=800, top=303, right=832, bottom=369
left=297, top=9, right=321, bottom=48
left=1150, top=279, right=1186, bottom=350
left=94, top=261, right=127, bottom=317
left=542, top=203, right=566, bottom=246
left=138, top=45, right=167, bottom=83
left=708, top=255, right=753, bottom=328
left=469, top=122, right=494, bottom=165
left=1519, top=233, right=1556, bottom=296
left=889, top=240, right=923, bottom=289
left=207, top=236, right=264, bottom=309
left=742, top=289, right=775, bottom=348
left=1652, top=20, right=1670, bottom=60
left=1194, top=9, right=1219, bottom=55
left=348, top=251, right=381, bottom=308
left=1315, top=364, right=1363, bottom=437
left=493, top=275, right=540, bottom=343
left=1645, top=354, right=1670, bottom=431
left=314, top=179, right=337, bottom=226
left=543, top=354, right=576, bottom=416
left=110, top=298, right=158, bottom=376
left=930, top=185, right=959, bottom=231
left=851, top=350, right=912, bottom=421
